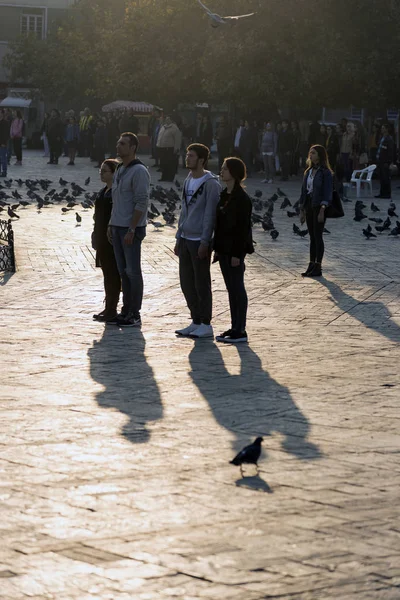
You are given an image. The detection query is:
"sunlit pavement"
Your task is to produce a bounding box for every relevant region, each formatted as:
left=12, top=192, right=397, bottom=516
left=1, top=151, right=400, bottom=599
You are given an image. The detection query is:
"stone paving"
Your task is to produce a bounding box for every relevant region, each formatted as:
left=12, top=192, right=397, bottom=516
left=1, top=151, right=400, bottom=599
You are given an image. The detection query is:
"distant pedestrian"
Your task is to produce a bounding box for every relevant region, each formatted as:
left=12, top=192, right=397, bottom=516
left=47, top=109, right=64, bottom=165
left=10, top=110, right=24, bottom=166
left=199, top=115, right=213, bottom=149
left=325, top=125, right=340, bottom=170
left=92, top=159, right=121, bottom=323
left=214, top=157, right=253, bottom=344
left=277, top=120, right=293, bottom=181
left=107, top=132, right=150, bottom=327
left=64, top=116, right=80, bottom=165
left=93, top=118, right=108, bottom=168
left=79, top=108, right=94, bottom=157
left=0, top=110, right=10, bottom=177
left=340, top=122, right=355, bottom=181
left=118, top=109, right=139, bottom=135
left=156, top=115, right=182, bottom=182
left=375, top=123, right=394, bottom=200
left=41, top=112, right=50, bottom=157
left=261, top=121, right=277, bottom=183
left=215, top=115, right=232, bottom=171
left=174, top=143, right=221, bottom=339
left=299, top=145, right=333, bottom=278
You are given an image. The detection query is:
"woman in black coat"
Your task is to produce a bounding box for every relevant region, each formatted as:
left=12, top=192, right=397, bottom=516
left=46, top=109, right=64, bottom=165
left=299, top=145, right=333, bottom=278
left=214, top=157, right=253, bottom=343
left=92, top=159, right=121, bottom=322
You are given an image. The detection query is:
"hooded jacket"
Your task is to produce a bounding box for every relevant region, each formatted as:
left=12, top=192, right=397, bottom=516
left=176, top=171, right=221, bottom=246
left=109, top=159, right=150, bottom=228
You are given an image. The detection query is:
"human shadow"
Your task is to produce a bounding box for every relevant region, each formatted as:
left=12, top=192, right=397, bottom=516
left=321, top=278, right=400, bottom=344
left=189, top=341, right=322, bottom=467
left=88, top=327, right=163, bottom=443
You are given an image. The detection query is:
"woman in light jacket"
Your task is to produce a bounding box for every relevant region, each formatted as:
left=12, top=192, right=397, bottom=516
left=10, top=110, right=24, bottom=165
left=299, top=145, right=333, bottom=278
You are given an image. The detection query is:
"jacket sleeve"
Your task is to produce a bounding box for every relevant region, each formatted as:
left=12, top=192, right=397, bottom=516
left=322, top=169, right=333, bottom=206
left=131, top=167, right=150, bottom=213
left=201, top=179, right=221, bottom=245
left=232, top=195, right=252, bottom=258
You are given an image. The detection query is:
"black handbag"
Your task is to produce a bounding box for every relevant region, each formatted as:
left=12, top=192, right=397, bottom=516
left=325, top=189, right=344, bottom=219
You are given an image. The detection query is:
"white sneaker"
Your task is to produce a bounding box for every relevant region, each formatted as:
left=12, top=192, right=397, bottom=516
left=175, top=321, right=199, bottom=336
left=268, top=179, right=273, bottom=183
left=190, top=323, right=214, bottom=338
left=261, top=179, right=268, bottom=183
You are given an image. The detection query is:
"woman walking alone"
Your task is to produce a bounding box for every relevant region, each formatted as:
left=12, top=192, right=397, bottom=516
left=10, top=110, right=24, bottom=165
left=214, top=157, right=253, bottom=343
left=92, top=159, right=121, bottom=323
left=299, top=145, right=333, bottom=278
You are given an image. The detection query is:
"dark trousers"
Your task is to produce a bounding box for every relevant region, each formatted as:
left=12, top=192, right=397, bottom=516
left=218, top=254, right=248, bottom=333
left=159, top=147, right=177, bottom=181
left=49, top=138, right=61, bottom=163
left=111, top=225, right=146, bottom=317
left=13, top=138, right=22, bottom=162
left=340, top=152, right=353, bottom=181
left=306, top=205, right=326, bottom=264
left=178, top=238, right=212, bottom=325
left=0, top=146, right=7, bottom=174
left=217, top=141, right=231, bottom=171
left=279, top=152, right=291, bottom=180
left=379, top=162, right=391, bottom=198
left=97, top=244, right=121, bottom=313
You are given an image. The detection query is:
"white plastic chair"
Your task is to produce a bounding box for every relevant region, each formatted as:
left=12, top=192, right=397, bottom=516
left=350, top=164, right=377, bottom=198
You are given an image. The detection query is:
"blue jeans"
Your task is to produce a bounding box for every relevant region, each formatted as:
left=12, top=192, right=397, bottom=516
left=0, top=146, right=7, bottom=175
left=111, top=225, right=146, bottom=317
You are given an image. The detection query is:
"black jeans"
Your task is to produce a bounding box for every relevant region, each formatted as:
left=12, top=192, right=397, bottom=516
left=49, top=138, right=62, bottom=163
left=97, top=244, right=121, bottom=314
left=379, top=162, right=391, bottom=198
left=13, top=138, right=22, bottom=162
left=279, top=151, right=292, bottom=179
left=178, top=238, right=212, bottom=325
left=159, top=147, right=177, bottom=181
left=306, top=204, right=326, bottom=264
left=218, top=254, right=248, bottom=333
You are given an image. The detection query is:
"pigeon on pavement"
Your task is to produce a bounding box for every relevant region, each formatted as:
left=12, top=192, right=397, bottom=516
left=230, top=437, right=263, bottom=477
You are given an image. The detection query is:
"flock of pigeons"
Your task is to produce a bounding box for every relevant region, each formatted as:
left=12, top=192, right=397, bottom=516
left=354, top=199, right=400, bottom=239
left=0, top=175, right=96, bottom=225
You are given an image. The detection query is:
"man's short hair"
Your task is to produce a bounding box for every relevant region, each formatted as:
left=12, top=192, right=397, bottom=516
left=187, top=143, right=210, bottom=166
left=121, top=132, right=139, bottom=151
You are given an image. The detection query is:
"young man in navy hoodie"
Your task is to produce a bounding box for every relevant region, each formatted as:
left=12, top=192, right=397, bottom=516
left=174, top=143, right=221, bottom=338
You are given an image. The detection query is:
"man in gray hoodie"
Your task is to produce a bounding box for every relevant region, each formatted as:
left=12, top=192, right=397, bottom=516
left=107, top=132, right=150, bottom=327
left=174, top=143, right=221, bottom=338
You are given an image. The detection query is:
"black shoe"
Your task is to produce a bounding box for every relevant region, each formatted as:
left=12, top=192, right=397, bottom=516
left=308, top=264, right=322, bottom=277
left=95, top=312, right=118, bottom=323
left=215, top=329, right=234, bottom=341
left=116, top=313, right=141, bottom=327
left=301, top=262, right=315, bottom=277
left=218, top=330, right=248, bottom=344
left=93, top=310, right=106, bottom=321
left=47, top=161, right=54, bottom=164
left=375, top=195, right=391, bottom=199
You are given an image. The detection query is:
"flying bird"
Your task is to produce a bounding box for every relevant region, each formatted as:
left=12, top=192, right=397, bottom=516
left=230, top=437, right=263, bottom=477
left=196, top=0, right=255, bottom=27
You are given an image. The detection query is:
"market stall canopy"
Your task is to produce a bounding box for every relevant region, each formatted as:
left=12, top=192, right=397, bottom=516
left=102, top=100, right=161, bottom=113
left=0, top=97, right=32, bottom=108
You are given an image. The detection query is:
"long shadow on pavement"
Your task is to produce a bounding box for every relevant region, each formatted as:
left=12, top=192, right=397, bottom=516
left=189, top=340, right=322, bottom=461
left=88, top=327, right=163, bottom=443
left=321, top=278, right=400, bottom=343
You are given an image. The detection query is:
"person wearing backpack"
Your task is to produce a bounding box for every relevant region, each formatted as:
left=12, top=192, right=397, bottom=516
left=174, top=143, right=221, bottom=338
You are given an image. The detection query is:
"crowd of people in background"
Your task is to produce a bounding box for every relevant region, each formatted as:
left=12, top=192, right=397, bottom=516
left=0, top=105, right=397, bottom=200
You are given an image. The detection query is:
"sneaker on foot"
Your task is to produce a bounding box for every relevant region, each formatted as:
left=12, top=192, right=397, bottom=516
left=219, top=330, right=248, bottom=344
left=175, top=322, right=200, bottom=336
left=117, top=313, right=141, bottom=327
left=268, top=179, right=273, bottom=183
left=261, top=179, right=268, bottom=183
left=215, top=329, right=234, bottom=341
left=190, top=323, right=214, bottom=338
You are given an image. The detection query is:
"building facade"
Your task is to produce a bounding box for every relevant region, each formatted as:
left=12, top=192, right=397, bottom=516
left=0, top=0, right=74, bottom=92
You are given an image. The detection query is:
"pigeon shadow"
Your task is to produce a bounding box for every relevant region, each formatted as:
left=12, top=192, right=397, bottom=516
left=235, top=475, right=273, bottom=493
left=88, top=327, right=163, bottom=443
left=189, top=341, right=322, bottom=462
left=321, top=278, right=400, bottom=344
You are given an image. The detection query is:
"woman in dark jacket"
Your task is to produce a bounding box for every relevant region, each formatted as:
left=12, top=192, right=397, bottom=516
left=299, top=145, right=333, bottom=278
left=92, top=159, right=121, bottom=323
left=214, top=157, right=253, bottom=343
